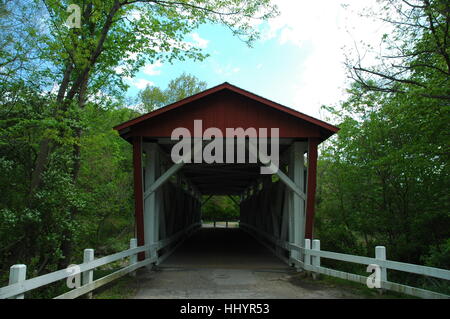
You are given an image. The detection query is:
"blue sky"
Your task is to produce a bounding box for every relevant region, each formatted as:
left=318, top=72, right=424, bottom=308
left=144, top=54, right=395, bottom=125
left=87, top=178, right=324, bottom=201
left=123, top=0, right=387, bottom=120
left=125, top=24, right=311, bottom=109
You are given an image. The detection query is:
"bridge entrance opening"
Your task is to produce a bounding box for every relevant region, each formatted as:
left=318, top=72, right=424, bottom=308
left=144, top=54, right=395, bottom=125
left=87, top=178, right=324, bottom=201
left=200, top=195, right=240, bottom=229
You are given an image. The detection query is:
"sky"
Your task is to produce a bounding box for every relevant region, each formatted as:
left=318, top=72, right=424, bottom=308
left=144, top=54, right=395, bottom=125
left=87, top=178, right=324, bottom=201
left=123, top=0, right=388, bottom=121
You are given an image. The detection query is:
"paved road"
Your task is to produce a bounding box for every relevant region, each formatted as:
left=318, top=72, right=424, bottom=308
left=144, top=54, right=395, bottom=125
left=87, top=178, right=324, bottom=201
left=131, top=228, right=360, bottom=299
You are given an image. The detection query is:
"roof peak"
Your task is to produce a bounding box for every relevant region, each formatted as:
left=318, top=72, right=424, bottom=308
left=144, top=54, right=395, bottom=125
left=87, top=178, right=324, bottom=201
left=114, top=82, right=339, bottom=134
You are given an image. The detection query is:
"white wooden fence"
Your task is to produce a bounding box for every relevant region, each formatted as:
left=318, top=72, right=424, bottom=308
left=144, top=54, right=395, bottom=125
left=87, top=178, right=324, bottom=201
left=2, top=221, right=448, bottom=299
left=240, top=222, right=450, bottom=299
left=0, top=222, right=201, bottom=299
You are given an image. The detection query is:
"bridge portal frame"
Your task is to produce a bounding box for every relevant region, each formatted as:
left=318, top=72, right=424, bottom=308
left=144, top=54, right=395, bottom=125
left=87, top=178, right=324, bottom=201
left=116, top=82, right=338, bottom=266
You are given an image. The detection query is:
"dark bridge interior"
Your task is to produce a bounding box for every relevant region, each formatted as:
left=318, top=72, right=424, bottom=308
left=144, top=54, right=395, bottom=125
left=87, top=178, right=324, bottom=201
left=162, top=228, right=288, bottom=270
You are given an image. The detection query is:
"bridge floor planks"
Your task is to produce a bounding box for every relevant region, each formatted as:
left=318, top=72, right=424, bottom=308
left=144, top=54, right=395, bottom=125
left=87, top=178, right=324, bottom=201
left=161, top=228, right=288, bottom=270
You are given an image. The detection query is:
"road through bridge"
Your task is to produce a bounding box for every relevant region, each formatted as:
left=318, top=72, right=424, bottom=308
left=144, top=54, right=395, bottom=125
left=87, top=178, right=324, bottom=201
left=129, top=227, right=359, bottom=299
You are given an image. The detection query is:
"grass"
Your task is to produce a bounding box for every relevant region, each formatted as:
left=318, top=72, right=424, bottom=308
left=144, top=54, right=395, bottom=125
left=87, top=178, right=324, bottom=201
left=93, top=276, right=138, bottom=299
left=90, top=269, right=138, bottom=299
left=301, top=273, right=416, bottom=299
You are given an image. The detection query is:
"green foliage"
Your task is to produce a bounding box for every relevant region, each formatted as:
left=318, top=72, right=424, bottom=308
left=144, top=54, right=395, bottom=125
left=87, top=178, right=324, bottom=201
left=138, top=85, right=167, bottom=112
left=423, top=239, right=450, bottom=269
left=138, top=73, right=207, bottom=112
left=201, top=196, right=239, bottom=221
left=0, top=82, right=80, bottom=277
left=165, top=73, right=208, bottom=104
left=75, top=103, right=138, bottom=254
left=317, top=81, right=450, bottom=262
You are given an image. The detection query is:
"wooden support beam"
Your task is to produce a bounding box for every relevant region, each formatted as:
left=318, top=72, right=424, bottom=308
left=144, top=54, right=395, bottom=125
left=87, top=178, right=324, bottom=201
left=155, top=144, right=201, bottom=199
left=305, top=138, right=318, bottom=239
left=143, top=143, right=159, bottom=260
left=227, top=195, right=240, bottom=208
left=201, top=195, right=214, bottom=207
left=280, top=183, right=289, bottom=242
left=183, top=167, right=260, bottom=175
left=189, top=174, right=257, bottom=181
left=181, top=173, right=202, bottom=200
left=246, top=141, right=306, bottom=201
left=275, top=168, right=307, bottom=201
left=148, top=144, right=206, bottom=201
left=132, top=137, right=145, bottom=261
left=143, top=162, right=184, bottom=199
left=289, top=142, right=307, bottom=263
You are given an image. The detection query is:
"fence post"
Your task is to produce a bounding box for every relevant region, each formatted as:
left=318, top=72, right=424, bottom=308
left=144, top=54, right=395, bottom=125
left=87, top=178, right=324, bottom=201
left=304, top=238, right=311, bottom=270
left=130, top=238, right=138, bottom=277
left=375, top=246, right=387, bottom=293
left=304, top=239, right=311, bottom=273
left=9, top=264, right=27, bottom=299
left=311, top=239, right=321, bottom=280
left=83, top=249, right=94, bottom=299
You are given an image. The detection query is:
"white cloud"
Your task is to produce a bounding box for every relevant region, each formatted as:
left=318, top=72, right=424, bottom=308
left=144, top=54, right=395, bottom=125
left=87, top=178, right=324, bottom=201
left=211, top=60, right=241, bottom=77
left=128, top=10, right=141, bottom=22
left=191, top=32, right=209, bottom=49
left=261, top=0, right=389, bottom=118
left=121, top=61, right=161, bottom=91
left=142, top=61, right=163, bottom=76
left=129, top=78, right=154, bottom=90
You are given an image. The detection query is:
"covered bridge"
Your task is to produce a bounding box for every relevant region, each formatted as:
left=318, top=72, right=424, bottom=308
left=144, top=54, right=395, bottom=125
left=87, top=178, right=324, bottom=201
left=114, top=82, right=339, bottom=265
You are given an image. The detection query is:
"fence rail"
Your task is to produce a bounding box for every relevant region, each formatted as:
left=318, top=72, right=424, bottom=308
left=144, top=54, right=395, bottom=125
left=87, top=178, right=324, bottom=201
left=240, top=222, right=450, bottom=299
left=0, top=222, right=201, bottom=299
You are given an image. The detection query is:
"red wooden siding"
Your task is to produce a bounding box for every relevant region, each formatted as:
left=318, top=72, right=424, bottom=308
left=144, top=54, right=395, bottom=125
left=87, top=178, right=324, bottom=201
left=129, top=90, right=325, bottom=139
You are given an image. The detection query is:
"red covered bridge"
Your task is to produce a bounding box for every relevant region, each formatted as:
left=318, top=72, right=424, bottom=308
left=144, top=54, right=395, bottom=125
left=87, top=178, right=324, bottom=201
left=114, top=82, right=339, bottom=266
left=3, top=84, right=449, bottom=300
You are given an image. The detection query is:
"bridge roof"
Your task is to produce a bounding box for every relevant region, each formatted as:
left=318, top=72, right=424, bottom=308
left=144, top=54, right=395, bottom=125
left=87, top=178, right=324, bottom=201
left=114, top=82, right=339, bottom=142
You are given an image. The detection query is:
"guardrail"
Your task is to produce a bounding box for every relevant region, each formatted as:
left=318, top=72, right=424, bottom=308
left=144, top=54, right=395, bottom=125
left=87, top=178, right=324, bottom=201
left=202, top=220, right=239, bottom=228
left=0, top=222, right=201, bottom=299
left=240, top=222, right=450, bottom=299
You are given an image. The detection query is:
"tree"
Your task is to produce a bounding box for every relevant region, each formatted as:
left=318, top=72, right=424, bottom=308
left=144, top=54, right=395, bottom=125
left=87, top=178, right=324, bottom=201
left=348, top=0, right=450, bottom=102
left=138, top=73, right=207, bottom=112
left=0, top=0, right=278, bottom=270
left=0, top=1, right=37, bottom=78
left=317, top=80, right=450, bottom=283
left=166, top=73, right=208, bottom=104
left=138, top=85, right=167, bottom=112
left=202, top=196, right=239, bottom=222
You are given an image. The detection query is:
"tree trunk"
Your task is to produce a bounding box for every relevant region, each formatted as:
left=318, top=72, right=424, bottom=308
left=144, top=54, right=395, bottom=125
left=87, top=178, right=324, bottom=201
left=28, top=63, right=74, bottom=201
left=28, top=138, right=51, bottom=200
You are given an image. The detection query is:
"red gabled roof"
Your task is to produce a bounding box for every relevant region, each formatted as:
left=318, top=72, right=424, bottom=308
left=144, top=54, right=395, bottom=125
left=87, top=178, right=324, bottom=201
left=114, top=82, right=339, bottom=134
